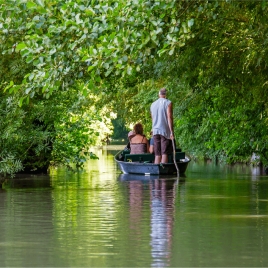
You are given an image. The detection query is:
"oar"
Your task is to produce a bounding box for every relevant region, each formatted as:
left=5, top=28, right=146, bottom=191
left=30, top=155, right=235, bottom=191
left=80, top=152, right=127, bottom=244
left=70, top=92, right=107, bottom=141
left=171, top=138, right=179, bottom=177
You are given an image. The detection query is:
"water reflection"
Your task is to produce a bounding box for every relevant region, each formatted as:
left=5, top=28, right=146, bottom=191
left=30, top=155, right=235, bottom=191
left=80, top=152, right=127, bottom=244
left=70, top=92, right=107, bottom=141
left=119, top=174, right=185, bottom=267
left=118, top=173, right=159, bottom=181
left=251, top=166, right=268, bottom=179
left=1, top=147, right=268, bottom=267
left=150, top=179, right=176, bottom=267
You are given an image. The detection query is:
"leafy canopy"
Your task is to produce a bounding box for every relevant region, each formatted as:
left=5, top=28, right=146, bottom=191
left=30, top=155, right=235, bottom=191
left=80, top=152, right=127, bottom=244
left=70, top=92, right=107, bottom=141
left=1, top=0, right=268, bottom=177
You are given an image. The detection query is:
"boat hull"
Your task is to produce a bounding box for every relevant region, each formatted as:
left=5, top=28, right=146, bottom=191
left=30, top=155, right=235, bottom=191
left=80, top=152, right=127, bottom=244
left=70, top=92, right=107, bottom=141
left=115, top=153, right=190, bottom=175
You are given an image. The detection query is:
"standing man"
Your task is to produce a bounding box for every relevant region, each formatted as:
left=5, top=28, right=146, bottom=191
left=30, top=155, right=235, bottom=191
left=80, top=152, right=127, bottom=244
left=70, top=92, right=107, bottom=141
left=150, top=88, right=174, bottom=164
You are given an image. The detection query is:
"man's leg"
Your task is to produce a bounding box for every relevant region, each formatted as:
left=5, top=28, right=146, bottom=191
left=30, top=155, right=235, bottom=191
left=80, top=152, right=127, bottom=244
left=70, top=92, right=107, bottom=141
left=161, top=154, right=168, bottom=163
left=161, top=135, right=172, bottom=163
left=153, top=135, right=161, bottom=164
left=154, top=155, right=161, bottom=164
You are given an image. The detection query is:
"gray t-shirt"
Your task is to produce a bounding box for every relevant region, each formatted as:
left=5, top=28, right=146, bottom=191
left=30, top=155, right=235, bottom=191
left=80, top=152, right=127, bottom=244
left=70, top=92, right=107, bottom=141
left=150, top=98, right=171, bottom=139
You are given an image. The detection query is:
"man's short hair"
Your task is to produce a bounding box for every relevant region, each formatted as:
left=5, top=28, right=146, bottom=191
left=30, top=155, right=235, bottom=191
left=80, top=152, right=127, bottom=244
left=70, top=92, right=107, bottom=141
left=159, top=88, right=167, bottom=96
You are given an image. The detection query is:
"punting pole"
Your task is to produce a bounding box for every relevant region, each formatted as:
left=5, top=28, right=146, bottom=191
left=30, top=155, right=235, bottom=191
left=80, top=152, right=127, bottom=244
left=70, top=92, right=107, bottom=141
left=171, top=138, right=179, bottom=177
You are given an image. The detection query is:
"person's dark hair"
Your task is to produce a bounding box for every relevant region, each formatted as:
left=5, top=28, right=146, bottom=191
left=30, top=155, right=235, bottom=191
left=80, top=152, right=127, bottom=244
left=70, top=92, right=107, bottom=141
left=133, top=123, right=143, bottom=135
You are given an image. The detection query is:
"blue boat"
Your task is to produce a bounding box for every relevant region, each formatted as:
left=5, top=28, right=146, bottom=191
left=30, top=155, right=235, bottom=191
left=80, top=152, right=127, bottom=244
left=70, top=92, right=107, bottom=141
left=114, top=150, right=190, bottom=175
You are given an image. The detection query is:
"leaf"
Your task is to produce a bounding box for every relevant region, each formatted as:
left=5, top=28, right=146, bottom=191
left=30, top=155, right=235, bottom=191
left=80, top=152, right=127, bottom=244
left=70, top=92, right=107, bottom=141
left=18, top=97, right=24, bottom=107
left=127, top=65, right=132, bottom=75
left=122, top=55, right=128, bottom=62
left=26, top=55, right=33, bottom=63
left=27, top=1, right=37, bottom=9
left=15, top=43, right=27, bottom=52
left=169, top=48, right=174, bottom=55
left=87, top=65, right=95, bottom=71
left=82, top=88, right=88, bottom=97
left=20, top=49, right=30, bottom=57
left=49, top=48, right=57, bottom=55
left=105, top=68, right=113, bottom=77
left=33, top=59, right=40, bottom=66
left=4, top=81, right=14, bottom=92
left=36, top=0, right=44, bottom=7
left=25, top=87, right=32, bottom=94
left=188, top=19, right=194, bottom=27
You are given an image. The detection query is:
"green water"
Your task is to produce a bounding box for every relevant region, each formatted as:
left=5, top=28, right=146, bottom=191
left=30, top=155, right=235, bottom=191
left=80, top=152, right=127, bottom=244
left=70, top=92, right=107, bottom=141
left=1, top=146, right=268, bottom=267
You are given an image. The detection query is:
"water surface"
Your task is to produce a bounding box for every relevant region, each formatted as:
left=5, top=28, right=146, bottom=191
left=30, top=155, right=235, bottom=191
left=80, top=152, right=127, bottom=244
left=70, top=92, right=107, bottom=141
left=1, top=146, right=268, bottom=267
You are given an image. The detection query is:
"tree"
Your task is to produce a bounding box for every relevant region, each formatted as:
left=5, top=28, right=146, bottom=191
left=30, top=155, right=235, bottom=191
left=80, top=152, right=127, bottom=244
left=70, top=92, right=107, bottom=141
left=1, top=0, right=268, bottom=177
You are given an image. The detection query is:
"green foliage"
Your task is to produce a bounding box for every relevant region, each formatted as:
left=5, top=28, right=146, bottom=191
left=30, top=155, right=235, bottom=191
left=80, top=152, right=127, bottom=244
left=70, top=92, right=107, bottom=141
left=111, top=118, right=128, bottom=140
left=0, top=154, right=23, bottom=178
left=167, top=1, right=268, bottom=165
left=1, top=0, right=268, bottom=176
left=0, top=85, right=108, bottom=176
left=50, top=102, right=109, bottom=169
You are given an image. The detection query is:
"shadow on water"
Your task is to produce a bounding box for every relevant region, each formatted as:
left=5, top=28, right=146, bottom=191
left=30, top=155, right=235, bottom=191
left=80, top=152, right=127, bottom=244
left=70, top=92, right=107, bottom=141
left=2, top=175, right=51, bottom=190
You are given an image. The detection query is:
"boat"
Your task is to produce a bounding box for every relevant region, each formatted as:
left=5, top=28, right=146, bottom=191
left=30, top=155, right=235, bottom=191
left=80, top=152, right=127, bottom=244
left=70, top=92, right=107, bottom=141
left=114, top=149, right=190, bottom=175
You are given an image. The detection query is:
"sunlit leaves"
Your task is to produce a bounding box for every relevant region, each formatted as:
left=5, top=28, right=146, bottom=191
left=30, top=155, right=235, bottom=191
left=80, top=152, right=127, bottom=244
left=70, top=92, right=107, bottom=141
left=1, top=0, right=268, bottom=174
left=188, top=19, right=194, bottom=27
left=1, top=0, right=196, bottom=105
left=15, top=42, right=27, bottom=51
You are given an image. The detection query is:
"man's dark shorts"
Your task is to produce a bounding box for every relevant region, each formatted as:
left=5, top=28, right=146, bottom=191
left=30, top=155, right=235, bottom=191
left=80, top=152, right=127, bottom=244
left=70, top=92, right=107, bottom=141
left=153, top=134, right=172, bottom=156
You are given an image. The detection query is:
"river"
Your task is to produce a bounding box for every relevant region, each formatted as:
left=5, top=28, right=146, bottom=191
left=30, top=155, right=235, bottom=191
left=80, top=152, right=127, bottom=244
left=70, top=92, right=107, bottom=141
left=1, top=145, right=268, bottom=267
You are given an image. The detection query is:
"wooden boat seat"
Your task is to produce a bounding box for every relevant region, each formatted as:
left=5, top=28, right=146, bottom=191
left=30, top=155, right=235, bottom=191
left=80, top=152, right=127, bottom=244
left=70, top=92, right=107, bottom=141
left=124, top=152, right=185, bottom=163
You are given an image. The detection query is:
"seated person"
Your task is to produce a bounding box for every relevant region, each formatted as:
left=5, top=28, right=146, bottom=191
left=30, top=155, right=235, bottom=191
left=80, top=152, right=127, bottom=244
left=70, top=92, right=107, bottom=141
left=124, top=130, right=135, bottom=151
left=118, top=131, right=135, bottom=161
left=148, top=130, right=154, bottom=154
left=129, top=123, right=149, bottom=154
